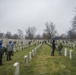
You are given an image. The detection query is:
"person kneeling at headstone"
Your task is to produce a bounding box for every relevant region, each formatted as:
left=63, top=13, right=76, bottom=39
left=58, top=43, right=63, bottom=56
left=6, top=41, right=13, bottom=61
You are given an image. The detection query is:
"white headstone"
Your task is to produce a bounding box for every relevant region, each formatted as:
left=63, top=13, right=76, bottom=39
left=70, top=50, right=73, bottom=59
left=29, top=52, right=32, bottom=61
left=34, top=49, right=36, bottom=55
left=35, top=48, right=37, bottom=53
left=14, top=46, right=16, bottom=52
left=32, top=50, right=34, bottom=57
left=64, top=48, right=67, bottom=56
left=13, top=62, right=19, bottom=75
left=24, top=55, right=28, bottom=66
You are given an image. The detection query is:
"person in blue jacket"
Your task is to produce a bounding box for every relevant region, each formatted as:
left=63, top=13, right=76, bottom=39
left=0, top=40, right=3, bottom=65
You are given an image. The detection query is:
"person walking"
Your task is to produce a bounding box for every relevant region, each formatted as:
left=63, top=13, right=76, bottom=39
left=7, top=41, right=13, bottom=61
left=51, top=40, right=56, bottom=56
left=0, top=40, right=4, bottom=65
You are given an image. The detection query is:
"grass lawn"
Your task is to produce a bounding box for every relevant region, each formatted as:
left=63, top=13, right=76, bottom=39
left=0, top=44, right=38, bottom=75
left=0, top=44, right=76, bottom=75
left=24, top=44, right=76, bottom=75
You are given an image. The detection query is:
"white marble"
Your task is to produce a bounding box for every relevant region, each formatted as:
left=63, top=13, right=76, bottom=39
left=64, top=48, right=67, bottom=56
left=13, top=62, right=19, bottom=75
left=24, top=55, right=28, bottom=66
left=29, top=52, right=32, bottom=61
left=32, top=50, right=34, bottom=57
left=70, top=50, right=73, bottom=59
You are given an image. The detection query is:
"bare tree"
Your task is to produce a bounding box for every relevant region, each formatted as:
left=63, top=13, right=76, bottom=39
left=67, top=15, right=76, bottom=39
left=44, top=22, right=57, bottom=39
left=5, top=31, right=12, bottom=39
left=18, top=29, right=24, bottom=39
left=35, top=34, right=41, bottom=39
left=12, top=34, right=19, bottom=39
left=42, top=33, right=48, bottom=39
left=0, top=32, right=4, bottom=38
left=25, top=26, right=37, bottom=39
left=71, top=15, right=76, bottom=36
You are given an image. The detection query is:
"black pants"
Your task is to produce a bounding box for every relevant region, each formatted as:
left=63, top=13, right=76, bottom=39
left=51, top=48, right=55, bottom=56
left=0, top=53, right=3, bottom=65
left=7, top=51, right=12, bottom=61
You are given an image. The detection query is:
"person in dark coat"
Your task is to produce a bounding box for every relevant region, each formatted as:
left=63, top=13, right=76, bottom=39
left=0, top=40, right=4, bottom=65
left=28, top=41, right=30, bottom=46
left=6, top=41, right=13, bottom=61
left=58, top=43, right=63, bottom=56
left=51, top=40, right=56, bottom=56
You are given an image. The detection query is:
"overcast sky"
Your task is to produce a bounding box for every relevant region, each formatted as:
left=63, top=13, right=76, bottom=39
left=0, top=0, right=76, bottom=35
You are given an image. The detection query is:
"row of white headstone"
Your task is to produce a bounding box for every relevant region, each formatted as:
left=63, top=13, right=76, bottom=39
left=2, top=38, right=36, bottom=52
left=13, top=42, right=34, bottom=52
left=64, top=48, right=73, bottom=59
left=13, top=44, right=42, bottom=75
left=47, top=42, right=52, bottom=46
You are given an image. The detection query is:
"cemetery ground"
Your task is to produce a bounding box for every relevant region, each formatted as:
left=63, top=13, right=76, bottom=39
left=0, top=44, right=76, bottom=75
left=0, top=44, right=38, bottom=75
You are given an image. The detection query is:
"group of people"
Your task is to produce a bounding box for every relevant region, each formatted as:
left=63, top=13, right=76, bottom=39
left=0, top=39, right=63, bottom=65
left=51, top=40, right=63, bottom=56
left=0, top=40, right=15, bottom=65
